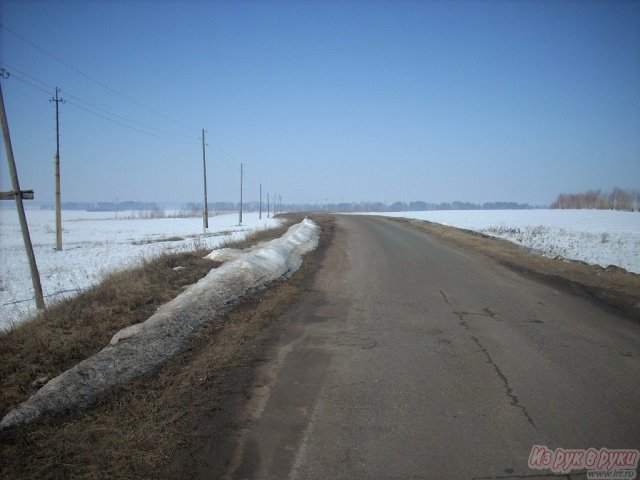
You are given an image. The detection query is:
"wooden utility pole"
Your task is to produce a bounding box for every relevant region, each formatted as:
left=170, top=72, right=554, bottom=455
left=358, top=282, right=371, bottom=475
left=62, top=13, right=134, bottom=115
left=239, top=163, right=243, bottom=225
left=267, top=192, right=270, bottom=218
left=0, top=72, right=45, bottom=309
left=50, top=87, right=65, bottom=251
left=201, top=128, right=208, bottom=230
left=259, top=183, right=262, bottom=219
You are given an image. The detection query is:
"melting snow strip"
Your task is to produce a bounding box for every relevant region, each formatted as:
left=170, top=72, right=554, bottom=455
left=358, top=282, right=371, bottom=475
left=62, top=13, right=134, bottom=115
left=0, top=218, right=320, bottom=431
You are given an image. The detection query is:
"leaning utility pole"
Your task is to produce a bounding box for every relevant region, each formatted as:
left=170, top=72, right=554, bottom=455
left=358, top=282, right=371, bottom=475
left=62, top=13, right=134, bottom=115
left=239, top=162, right=243, bottom=225
left=259, top=183, right=262, bottom=219
left=50, top=87, right=65, bottom=251
left=0, top=73, right=45, bottom=309
left=201, top=128, right=208, bottom=230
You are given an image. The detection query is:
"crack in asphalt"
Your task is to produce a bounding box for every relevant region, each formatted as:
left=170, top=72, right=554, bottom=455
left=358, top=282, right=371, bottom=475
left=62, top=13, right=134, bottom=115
left=440, top=289, right=538, bottom=431
left=469, top=332, right=538, bottom=430
left=439, top=289, right=452, bottom=307
left=455, top=309, right=499, bottom=319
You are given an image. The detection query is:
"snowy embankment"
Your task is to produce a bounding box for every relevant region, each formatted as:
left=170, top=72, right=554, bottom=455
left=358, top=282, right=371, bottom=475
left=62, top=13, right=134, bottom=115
left=362, top=209, right=640, bottom=274
left=0, top=218, right=320, bottom=431
left=0, top=209, right=281, bottom=330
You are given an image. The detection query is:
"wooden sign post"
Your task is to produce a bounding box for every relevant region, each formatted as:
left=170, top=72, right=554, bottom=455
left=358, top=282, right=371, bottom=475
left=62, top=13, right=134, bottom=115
left=0, top=71, right=45, bottom=310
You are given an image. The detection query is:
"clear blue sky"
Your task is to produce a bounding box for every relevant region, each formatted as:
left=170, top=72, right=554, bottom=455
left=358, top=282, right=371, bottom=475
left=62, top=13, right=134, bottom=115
left=1, top=0, right=639, bottom=206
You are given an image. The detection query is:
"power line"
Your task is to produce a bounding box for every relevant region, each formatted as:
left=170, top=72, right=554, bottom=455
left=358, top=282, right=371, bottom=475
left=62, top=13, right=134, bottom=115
left=0, top=62, right=198, bottom=141
left=0, top=22, right=198, bottom=131
left=5, top=64, right=260, bottom=193
left=66, top=100, right=198, bottom=145
left=207, top=143, right=239, bottom=170
left=0, top=24, right=262, bottom=186
left=3, top=70, right=51, bottom=96
left=63, top=91, right=198, bottom=141
left=1, top=67, right=199, bottom=145
left=0, top=62, right=54, bottom=91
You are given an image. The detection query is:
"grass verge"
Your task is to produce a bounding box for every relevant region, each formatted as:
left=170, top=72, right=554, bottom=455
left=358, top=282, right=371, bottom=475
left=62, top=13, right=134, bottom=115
left=0, top=213, right=325, bottom=478
left=0, top=217, right=297, bottom=420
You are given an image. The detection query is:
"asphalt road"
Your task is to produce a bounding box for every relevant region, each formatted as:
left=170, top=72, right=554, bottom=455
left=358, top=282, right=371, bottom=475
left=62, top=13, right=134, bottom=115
left=227, top=215, right=640, bottom=480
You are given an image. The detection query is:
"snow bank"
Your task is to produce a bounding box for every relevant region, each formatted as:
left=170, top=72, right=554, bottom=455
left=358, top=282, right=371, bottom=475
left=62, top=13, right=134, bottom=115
left=0, top=218, right=320, bottom=431
left=0, top=210, right=282, bottom=330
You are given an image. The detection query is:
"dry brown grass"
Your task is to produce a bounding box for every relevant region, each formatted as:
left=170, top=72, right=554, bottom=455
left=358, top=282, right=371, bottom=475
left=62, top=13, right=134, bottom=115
left=0, top=216, right=299, bottom=420
left=0, top=214, right=331, bottom=479
left=0, top=249, right=217, bottom=419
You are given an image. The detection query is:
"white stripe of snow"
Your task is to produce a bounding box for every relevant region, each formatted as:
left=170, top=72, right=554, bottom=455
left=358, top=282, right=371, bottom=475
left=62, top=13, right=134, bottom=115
left=0, top=218, right=320, bottom=431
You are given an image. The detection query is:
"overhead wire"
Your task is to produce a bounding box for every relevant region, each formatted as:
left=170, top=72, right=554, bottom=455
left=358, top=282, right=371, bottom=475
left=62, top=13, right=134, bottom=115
left=61, top=91, right=199, bottom=142
left=4, top=66, right=264, bottom=193
left=2, top=70, right=51, bottom=97
left=1, top=65, right=199, bottom=145
left=65, top=100, right=199, bottom=145
left=0, top=62, right=54, bottom=91
left=1, top=25, right=259, bottom=177
left=0, top=22, right=199, bottom=131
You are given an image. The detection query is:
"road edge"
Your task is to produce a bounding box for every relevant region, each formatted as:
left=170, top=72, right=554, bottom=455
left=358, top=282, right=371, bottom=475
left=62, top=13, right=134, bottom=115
left=386, top=216, right=640, bottom=322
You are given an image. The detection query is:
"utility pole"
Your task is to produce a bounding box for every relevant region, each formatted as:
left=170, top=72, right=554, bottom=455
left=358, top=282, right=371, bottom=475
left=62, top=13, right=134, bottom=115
left=50, top=87, right=65, bottom=251
left=239, top=162, right=243, bottom=225
left=201, top=128, right=208, bottom=230
left=0, top=72, right=45, bottom=309
left=279, top=194, right=282, bottom=215
left=267, top=192, right=270, bottom=218
left=259, top=183, right=262, bottom=220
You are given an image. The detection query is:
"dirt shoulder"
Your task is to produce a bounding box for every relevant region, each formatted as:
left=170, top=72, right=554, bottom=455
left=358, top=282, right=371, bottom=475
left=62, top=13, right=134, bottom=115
left=388, top=216, right=640, bottom=322
left=0, top=214, right=332, bottom=479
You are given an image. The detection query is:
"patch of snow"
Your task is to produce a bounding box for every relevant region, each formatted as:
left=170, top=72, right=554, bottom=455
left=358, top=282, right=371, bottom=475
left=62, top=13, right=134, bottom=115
left=206, top=247, right=246, bottom=263
left=0, top=209, right=282, bottom=330
left=0, top=218, right=320, bottom=431
left=358, top=210, right=640, bottom=274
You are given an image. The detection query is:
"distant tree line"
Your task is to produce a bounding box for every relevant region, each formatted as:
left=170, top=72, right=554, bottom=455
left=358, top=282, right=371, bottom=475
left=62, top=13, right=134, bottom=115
left=185, top=201, right=264, bottom=213
left=41, top=201, right=160, bottom=212
left=256, top=200, right=532, bottom=213
left=550, top=188, right=639, bottom=211
left=37, top=199, right=535, bottom=215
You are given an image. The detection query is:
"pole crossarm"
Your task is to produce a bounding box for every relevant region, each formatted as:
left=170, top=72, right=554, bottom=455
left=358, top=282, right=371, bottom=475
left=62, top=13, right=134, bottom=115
left=0, top=189, right=34, bottom=200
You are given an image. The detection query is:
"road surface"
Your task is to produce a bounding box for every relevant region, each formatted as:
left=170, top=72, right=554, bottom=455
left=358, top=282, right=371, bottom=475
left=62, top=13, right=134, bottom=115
left=226, top=215, right=640, bottom=479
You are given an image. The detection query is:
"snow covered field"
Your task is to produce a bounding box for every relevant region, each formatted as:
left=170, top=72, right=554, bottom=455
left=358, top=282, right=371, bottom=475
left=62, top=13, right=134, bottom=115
left=0, top=208, right=281, bottom=330
left=362, top=209, right=640, bottom=274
